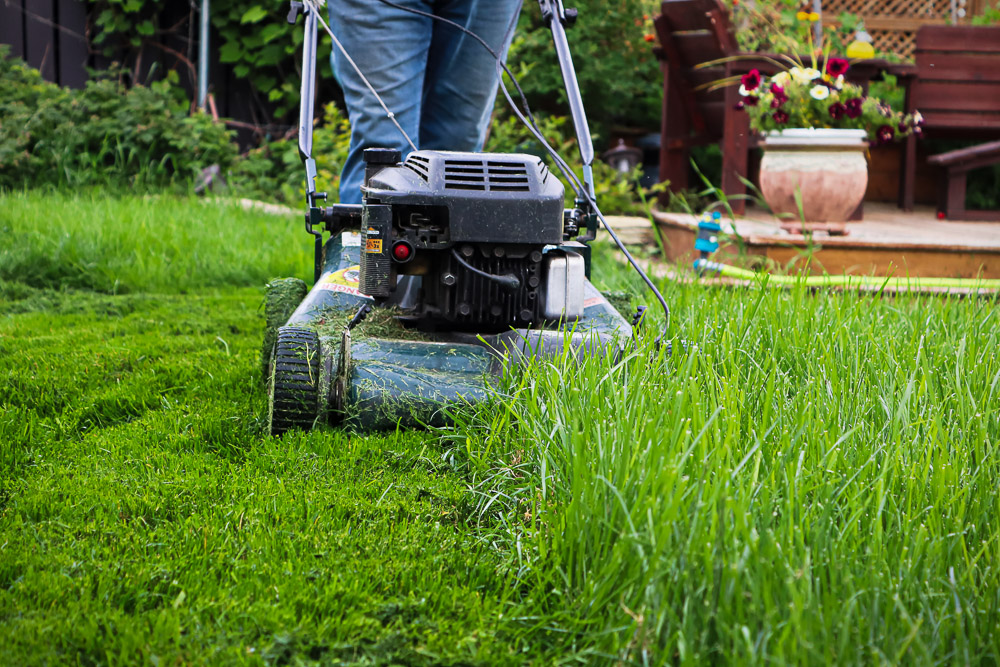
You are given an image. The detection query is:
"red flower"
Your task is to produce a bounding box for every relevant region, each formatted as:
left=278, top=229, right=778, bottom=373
left=741, top=69, right=762, bottom=91
left=844, top=97, right=864, bottom=119
left=876, top=124, right=895, bottom=144
left=734, top=100, right=746, bottom=111
left=744, top=95, right=759, bottom=107
left=828, top=102, right=846, bottom=120
left=644, top=34, right=655, bottom=42
left=773, top=110, right=790, bottom=124
left=826, top=58, right=849, bottom=77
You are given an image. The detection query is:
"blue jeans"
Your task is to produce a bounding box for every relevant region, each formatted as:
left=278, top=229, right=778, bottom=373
left=329, top=0, right=521, bottom=204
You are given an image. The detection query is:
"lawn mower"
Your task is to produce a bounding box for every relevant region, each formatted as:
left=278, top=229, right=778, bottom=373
left=265, top=0, right=665, bottom=434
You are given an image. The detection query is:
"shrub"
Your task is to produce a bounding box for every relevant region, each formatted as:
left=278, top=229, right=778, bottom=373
left=0, top=48, right=236, bottom=191
left=228, top=102, right=351, bottom=204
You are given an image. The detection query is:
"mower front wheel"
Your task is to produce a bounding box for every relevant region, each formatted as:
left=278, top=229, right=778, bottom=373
left=268, top=326, right=321, bottom=436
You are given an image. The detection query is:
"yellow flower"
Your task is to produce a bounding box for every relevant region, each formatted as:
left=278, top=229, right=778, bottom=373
left=796, top=11, right=809, bottom=20
left=808, top=11, right=820, bottom=21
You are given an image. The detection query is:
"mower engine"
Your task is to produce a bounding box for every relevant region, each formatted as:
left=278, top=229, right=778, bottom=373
left=358, top=148, right=586, bottom=331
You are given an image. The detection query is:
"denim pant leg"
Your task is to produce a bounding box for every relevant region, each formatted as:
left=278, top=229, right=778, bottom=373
left=328, top=0, right=434, bottom=204
left=420, top=0, right=522, bottom=151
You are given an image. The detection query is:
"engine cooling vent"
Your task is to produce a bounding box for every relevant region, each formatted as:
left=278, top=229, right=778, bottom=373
left=403, top=154, right=430, bottom=182
left=443, top=158, right=530, bottom=192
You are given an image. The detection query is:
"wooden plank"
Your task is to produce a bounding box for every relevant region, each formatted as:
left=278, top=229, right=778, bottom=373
left=911, top=82, right=1000, bottom=112
left=56, top=0, right=88, bottom=88
left=919, top=110, right=1000, bottom=129
left=0, top=0, right=25, bottom=59
left=928, top=140, right=1000, bottom=167
left=659, top=0, right=723, bottom=33
left=672, top=32, right=728, bottom=68
left=24, top=0, right=55, bottom=81
left=865, top=17, right=947, bottom=32
left=917, top=54, right=1000, bottom=83
left=944, top=172, right=967, bottom=220
left=916, top=26, right=1000, bottom=52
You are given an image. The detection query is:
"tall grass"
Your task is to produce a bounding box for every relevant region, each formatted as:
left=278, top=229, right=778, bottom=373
left=453, top=282, right=1000, bottom=663
left=0, top=191, right=311, bottom=293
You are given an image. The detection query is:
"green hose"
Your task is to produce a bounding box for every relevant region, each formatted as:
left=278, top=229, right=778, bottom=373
left=694, top=259, right=1000, bottom=290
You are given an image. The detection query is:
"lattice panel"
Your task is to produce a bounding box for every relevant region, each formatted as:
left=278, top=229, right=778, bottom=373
left=870, top=29, right=918, bottom=60
left=824, top=0, right=953, bottom=19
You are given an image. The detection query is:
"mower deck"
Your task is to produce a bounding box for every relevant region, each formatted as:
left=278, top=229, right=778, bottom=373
left=267, top=232, right=633, bottom=433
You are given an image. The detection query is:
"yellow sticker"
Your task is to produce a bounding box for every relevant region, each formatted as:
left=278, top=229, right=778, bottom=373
left=323, top=265, right=360, bottom=286
left=365, top=238, right=383, bottom=253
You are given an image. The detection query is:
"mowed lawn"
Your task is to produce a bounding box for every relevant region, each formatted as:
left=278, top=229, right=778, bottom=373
left=1, top=191, right=999, bottom=665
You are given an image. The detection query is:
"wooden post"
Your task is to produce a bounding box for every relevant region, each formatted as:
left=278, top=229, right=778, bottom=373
left=721, top=66, right=749, bottom=216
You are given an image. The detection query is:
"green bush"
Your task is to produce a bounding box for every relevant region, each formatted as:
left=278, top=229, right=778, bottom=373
left=506, top=0, right=661, bottom=145
left=0, top=49, right=236, bottom=191
left=228, top=102, right=351, bottom=204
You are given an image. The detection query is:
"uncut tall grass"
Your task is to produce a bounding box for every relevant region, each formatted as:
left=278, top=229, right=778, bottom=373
left=455, top=283, right=1000, bottom=663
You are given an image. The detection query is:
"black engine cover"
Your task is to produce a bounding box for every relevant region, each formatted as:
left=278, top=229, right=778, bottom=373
left=358, top=149, right=566, bottom=332
left=363, top=150, right=565, bottom=245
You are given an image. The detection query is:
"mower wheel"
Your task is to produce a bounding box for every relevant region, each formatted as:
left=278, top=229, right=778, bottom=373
left=268, top=326, right=321, bottom=436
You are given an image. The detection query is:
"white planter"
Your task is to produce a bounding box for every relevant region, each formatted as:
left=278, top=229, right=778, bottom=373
left=759, top=128, right=869, bottom=223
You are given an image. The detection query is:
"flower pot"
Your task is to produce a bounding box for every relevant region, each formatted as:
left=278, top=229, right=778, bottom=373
left=758, top=128, right=869, bottom=223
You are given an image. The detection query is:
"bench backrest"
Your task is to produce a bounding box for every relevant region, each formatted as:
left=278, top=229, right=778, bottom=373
left=653, top=0, right=738, bottom=139
left=912, top=26, right=1000, bottom=131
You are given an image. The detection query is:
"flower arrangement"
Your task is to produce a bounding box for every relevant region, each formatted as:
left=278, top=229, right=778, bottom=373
left=735, top=58, right=922, bottom=144
left=726, top=8, right=922, bottom=144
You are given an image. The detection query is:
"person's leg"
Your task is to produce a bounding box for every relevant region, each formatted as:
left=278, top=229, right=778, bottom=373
left=418, top=0, right=521, bottom=152
left=328, top=0, right=433, bottom=204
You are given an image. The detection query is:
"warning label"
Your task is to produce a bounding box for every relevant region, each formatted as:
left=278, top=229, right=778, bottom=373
left=365, top=238, right=383, bottom=253
left=318, top=265, right=371, bottom=299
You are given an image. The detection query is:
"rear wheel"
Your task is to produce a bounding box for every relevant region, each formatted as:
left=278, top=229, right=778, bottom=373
left=268, top=326, right=321, bottom=436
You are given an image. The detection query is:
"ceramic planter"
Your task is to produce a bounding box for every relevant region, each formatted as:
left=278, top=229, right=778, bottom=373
left=759, top=128, right=869, bottom=223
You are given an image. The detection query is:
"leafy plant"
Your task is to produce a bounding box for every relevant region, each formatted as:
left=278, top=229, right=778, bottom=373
left=971, top=1, right=1000, bottom=24
left=0, top=48, right=236, bottom=191
left=229, top=102, right=351, bottom=204
left=507, top=0, right=661, bottom=145
left=88, top=0, right=333, bottom=121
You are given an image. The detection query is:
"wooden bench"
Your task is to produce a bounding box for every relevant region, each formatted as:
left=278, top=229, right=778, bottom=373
left=926, top=140, right=1000, bottom=221
left=899, top=26, right=1000, bottom=213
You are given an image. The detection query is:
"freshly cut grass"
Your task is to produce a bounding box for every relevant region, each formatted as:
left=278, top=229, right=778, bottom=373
left=0, top=287, right=517, bottom=665
left=0, top=190, right=311, bottom=293
left=2, top=191, right=1000, bottom=664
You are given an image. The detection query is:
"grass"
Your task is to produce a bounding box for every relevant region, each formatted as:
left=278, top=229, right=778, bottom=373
left=2, top=190, right=999, bottom=664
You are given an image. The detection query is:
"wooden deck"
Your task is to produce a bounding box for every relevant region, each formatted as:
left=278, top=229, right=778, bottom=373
left=649, top=203, right=1000, bottom=279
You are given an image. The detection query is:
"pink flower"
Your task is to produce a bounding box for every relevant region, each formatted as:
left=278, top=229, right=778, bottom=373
left=826, top=58, right=849, bottom=77
left=773, top=110, right=790, bottom=124
left=770, top=84, right=789, bottom=108
left=828, top=102, right=846, bottom=120
left=734, top=100, right=746, bottom=111
left=876, top=124, right=895, bottom=144
left=741, top=69, right=762, bottom=91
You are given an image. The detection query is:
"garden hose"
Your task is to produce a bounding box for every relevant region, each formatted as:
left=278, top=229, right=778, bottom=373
left=693, top=258, right=1000, bottom=290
